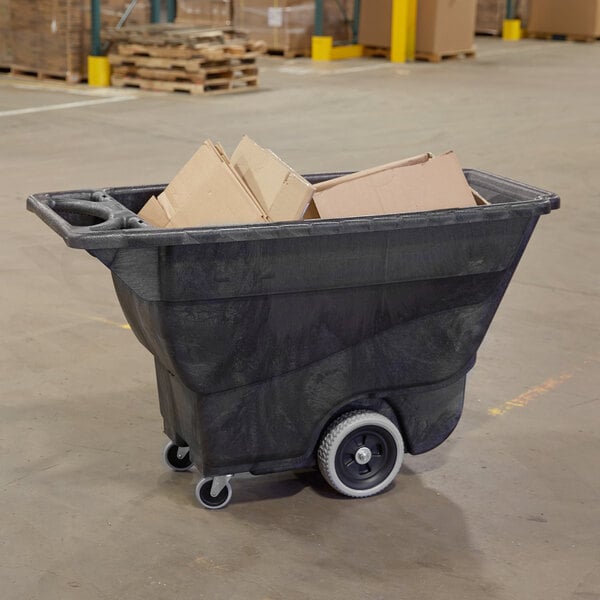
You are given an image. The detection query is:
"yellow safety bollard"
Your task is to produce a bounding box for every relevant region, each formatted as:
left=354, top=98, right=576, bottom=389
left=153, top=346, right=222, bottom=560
left=88, top=56, right=111, bottom=87
left=390, top=0, right=408, bottom=63
left=311, top=36, right=363, bottom=61
left=502, top=19, right=522, bottom=41
left=391, top=0, right=417, bottom=63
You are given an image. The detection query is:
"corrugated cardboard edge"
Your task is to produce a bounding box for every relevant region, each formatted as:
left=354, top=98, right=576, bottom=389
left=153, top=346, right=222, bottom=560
left=210, top=139, right=270, bottom=220
left=312, top=152, right=434, bottom=192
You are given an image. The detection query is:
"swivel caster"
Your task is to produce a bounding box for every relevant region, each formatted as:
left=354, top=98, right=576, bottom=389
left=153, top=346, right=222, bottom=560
left=163, top=441, right=193, bottom=472
left=195, top=475, right=233, bottom=510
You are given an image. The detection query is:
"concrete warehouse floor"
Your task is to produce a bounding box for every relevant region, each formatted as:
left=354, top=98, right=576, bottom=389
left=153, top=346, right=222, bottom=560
left=1, top=36, right=599, bottom=600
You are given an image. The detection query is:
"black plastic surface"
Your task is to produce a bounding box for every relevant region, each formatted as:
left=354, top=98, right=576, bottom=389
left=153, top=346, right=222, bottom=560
left=27, top=170, right=560, bottom=478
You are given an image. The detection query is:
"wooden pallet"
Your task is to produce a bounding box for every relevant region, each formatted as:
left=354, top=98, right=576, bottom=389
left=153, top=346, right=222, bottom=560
left=526, top=32, right=598, bottom=43
left=415, top=48, right=476, bottom=63
left=265, top=48, right=310, bottom=59
left=362, top=46, right=390, bottom=59
left=9, top=64, right=81, bottom=83
left=108, top=52, right=259, bottom=71
left=111, top=73, right=259, bottom=95
left=114, top=42, right=261, bottom=61
left=112, top=63, right=258, bottom=84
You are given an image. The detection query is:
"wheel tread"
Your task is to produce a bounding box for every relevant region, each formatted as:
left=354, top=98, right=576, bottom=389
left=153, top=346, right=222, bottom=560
left=317, top=410, right=403, bottom=498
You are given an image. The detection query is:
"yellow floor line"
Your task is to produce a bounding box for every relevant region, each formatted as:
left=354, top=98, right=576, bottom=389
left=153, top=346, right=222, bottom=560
left=488, top=373, right=573, bottom=416
left=87, top=316, right=131, bottom=330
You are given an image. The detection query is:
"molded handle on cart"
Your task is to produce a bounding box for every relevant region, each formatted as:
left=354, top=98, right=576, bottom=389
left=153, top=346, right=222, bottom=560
left=27, top=189, right=152, bottom=243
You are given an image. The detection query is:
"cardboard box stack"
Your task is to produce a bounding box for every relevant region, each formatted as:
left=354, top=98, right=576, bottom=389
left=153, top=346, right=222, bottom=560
left=359, top=0, right=477, bottom=60
left=357, top=0, right=392, bottom=48
left=233, top=0, right=353, bottom=57
left=0, top=0, right=11, bottom=67
left=528, top=0, right=600, bottom=39
left=476, top=0, right=506, bottom=34
left=139, top=137, right=483, bottom=229
left=175, top=0, right=232, bottom=27
left=416, top=0, right=477, bottom=59
left=7, top=0, right=151, bottom=81
left=10, top=0, right=84, bottom=82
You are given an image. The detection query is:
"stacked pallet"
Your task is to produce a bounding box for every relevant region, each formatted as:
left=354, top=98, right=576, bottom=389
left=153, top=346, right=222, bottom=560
left=107, top=26, right=265, bottom=95
left=0, top=0, right=11, bottom=68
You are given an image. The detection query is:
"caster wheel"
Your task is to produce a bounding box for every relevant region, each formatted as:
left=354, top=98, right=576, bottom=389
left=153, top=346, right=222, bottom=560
left=318, top=410, right=404, bottom=498
left=163, top=442, right=193, bottom=472
left=195, top=477, right=232, bottom=510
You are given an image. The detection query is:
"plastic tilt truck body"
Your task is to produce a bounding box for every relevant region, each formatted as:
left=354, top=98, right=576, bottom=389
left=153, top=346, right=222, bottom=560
left=28, top=170, right=559, bottom=508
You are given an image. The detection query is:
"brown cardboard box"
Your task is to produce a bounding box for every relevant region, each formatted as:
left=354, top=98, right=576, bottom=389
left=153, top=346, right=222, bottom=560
left=140, top=137, right=314, bottom=228
left=528, top=0, right=600, bottom=37
left=10, top=0, right=84, bottom=81
left=476, top=0, right=505, bottom=34
left=233, top=0, right=353, bottom=55
left=231, top=136, right=314, bottom=222
left=140, top=141, right=268, bottom=228
left=360, top=0, right=476, bottom=53
left=417, top=0, right=477, bottom=54
left=358, top=0, right=392, bottom=47
left=311, top=152, right=478, bottom=220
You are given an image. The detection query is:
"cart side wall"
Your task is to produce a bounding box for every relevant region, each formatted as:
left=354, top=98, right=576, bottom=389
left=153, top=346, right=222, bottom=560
left=112, top=214, right=542, bottom=476
left=108, top=215, right=535, bottom=395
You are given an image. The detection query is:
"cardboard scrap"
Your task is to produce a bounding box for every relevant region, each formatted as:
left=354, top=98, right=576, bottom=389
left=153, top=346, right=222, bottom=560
left=310, top=151, right=479, bottom=220
left=140, top=137, right=313, bottom=228
left=138, top=141, right=486, bottom=229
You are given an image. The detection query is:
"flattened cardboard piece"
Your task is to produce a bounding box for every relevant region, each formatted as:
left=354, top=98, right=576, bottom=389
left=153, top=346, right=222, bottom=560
left=139, top=140, right=268, bottom=228
left=230, top=135, right=314, bottom=222
left=312, top=153, right=433, bottom=192
left=312, top=151, right=477, bottom=219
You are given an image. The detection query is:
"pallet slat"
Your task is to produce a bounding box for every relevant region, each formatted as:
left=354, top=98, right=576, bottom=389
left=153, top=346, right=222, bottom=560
left=10, top=64, right=81, bottom=83
left=415, top=48, right=476, bottom=63
left=526, top=32, right=598, bottom=43
left=111, top=73, right=258, bottom=95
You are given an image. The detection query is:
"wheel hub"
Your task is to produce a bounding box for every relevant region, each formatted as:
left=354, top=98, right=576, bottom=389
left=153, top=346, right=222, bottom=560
left=355, top=446, right=372, bottom=465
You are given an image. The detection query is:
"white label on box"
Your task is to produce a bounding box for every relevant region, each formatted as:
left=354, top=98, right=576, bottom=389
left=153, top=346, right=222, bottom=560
left=267, top=7, right=284, bottom=28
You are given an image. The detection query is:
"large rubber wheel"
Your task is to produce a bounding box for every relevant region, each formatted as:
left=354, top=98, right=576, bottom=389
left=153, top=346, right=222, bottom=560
left=318, top=410, right=404, bottom=498
left=195, top=478, right=233, bottom=510
left=163, top=442, right=193, bottom=472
